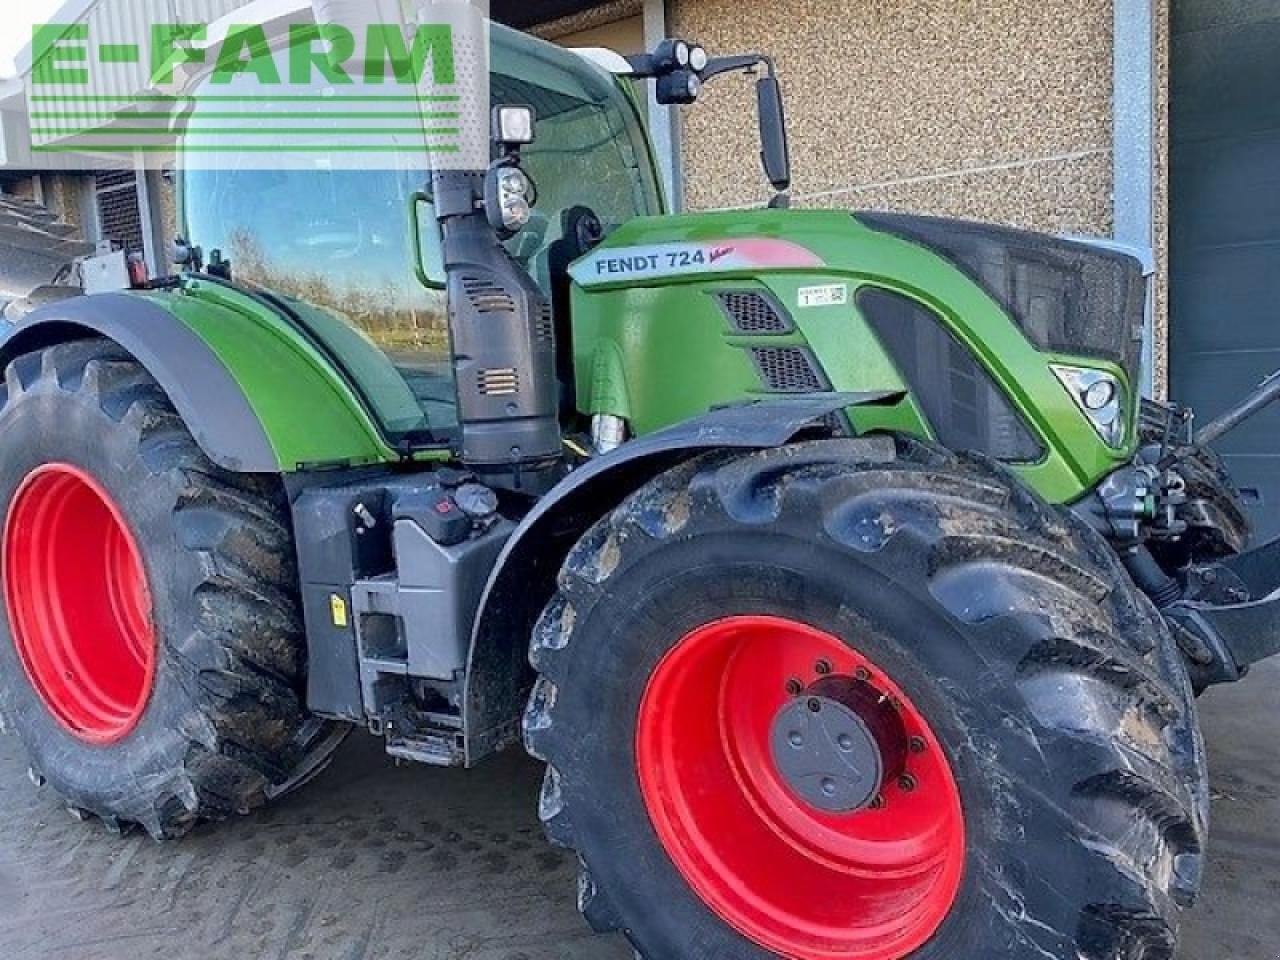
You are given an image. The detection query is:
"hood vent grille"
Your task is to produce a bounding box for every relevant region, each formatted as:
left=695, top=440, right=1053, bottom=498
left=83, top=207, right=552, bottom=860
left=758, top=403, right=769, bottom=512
left=535, top=304, right=554, bottom=344
left=750, top=347, right=830, bottom=393
left=717, top=290, right=792, bottom=334
left=478, top=367, right=520, bottom=396
left=462, top=276, right=517, bottom=314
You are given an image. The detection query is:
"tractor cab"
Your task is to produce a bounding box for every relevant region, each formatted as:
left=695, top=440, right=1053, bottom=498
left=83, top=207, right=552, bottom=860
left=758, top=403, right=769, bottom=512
left=176, top=25, right=663, bottom=454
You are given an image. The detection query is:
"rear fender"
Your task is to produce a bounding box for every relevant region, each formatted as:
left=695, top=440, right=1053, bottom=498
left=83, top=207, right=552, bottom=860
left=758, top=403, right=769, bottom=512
left=0, top=288, right=401, bottom=473
left=0, top=293, right=278, bottom=472
left=461, top=392, right=901, bottom=764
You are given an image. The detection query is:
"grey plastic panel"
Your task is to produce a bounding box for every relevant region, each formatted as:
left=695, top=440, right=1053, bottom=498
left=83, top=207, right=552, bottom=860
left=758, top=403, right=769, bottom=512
left=353, top=517, right=514, bottom=687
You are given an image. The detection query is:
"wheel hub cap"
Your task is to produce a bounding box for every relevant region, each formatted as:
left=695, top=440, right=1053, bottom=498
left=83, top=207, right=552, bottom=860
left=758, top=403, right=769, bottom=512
left=770, top=677, right=907, bottom=815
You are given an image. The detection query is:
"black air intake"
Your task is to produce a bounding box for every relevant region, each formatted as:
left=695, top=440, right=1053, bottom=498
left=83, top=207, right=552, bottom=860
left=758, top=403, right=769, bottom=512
left=857, top=211, right=1145, bottom=387
left=857, top=286, right=1044, bottom=462
left=717, top=290, right=793, bottom=334
left=751, top=346, right=830, bottom=393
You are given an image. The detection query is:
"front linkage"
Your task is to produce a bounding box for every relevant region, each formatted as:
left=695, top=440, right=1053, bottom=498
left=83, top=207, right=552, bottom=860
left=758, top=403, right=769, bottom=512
left=1077, top=373, right=1280, bottom=689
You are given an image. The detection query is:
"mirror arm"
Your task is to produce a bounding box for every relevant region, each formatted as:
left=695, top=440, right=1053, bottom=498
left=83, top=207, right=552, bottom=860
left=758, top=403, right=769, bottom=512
left=631, top=42, right=791, bottom=200
left=700, top=54, right=772, bottom=81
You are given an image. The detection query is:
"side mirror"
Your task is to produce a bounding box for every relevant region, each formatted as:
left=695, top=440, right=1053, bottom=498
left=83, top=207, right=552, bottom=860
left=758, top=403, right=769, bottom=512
left=757, top=75, right=791, bottom=192
left=412, top=193, right=446, bottom=290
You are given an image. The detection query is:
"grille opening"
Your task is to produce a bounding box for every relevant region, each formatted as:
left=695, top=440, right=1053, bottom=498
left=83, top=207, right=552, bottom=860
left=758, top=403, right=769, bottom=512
left=856, top=287, right=1044, bottom=462
left=462, top=276, right=517, bottom=314
left=717, top=291, right=792, bottom=334
left=477, top=367, right=519, bottom=396
left=535, top=303, right=554, bottom=343
left=821, top=410, right=853, bottom=437
left=750, top=347, right=830, bottom=393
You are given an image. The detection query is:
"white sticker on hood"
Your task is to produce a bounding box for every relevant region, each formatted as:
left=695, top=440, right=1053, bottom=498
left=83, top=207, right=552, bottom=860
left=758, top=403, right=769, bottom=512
left=797, top=283, right=849, bottom=308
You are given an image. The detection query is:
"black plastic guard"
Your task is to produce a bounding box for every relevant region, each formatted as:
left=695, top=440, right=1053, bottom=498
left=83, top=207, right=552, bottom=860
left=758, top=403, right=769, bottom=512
left=1168, top=535, right=1280, bottom=685
left=461, top=392, right=902, bottom=765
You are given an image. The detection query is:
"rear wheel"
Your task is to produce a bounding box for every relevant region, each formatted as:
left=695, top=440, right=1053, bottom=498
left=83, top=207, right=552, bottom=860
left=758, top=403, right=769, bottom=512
left=5, top=463, right=157, bottom=744
left=525, top=437, right=1207, bottom=959
left=0, top=340, right=346, bottom=838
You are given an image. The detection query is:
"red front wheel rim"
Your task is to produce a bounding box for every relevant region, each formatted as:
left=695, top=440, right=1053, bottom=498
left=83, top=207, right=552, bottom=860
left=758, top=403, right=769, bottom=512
left=636, top=616, right=965, bottom=960
left=3, top=463, right=157, bottom=745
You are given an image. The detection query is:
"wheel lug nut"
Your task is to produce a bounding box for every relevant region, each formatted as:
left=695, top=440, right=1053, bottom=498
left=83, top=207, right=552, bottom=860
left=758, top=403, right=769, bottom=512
left=788, top=731, right=804, bottom=748
left=837, top=734, right=854, bottom=751
left=870, top=794, right=886, bottom=810
left=909, top=736, right=927, bottom=754
left=815, top=659, right=833, bottom=676
left=898, top=773, right=918, bottom=793
left=785, top=678, right=803, bottom=696
left=854, top=667, right=870, bottom=682
left=806, top=698, right=822, bottom=713
left=821, top=778, right=836, bottom=797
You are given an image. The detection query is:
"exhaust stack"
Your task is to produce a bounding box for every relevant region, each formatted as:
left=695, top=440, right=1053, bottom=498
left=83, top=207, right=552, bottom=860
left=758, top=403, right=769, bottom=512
left=432, top=170, right=562, bottom=492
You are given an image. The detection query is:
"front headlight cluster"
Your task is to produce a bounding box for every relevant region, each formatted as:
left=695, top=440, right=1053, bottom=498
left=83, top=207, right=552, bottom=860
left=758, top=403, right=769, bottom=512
left=484, top=162, right=537, bottom=238
left=1052, top=365, right=1128, bottom=448
left=496, top=167, right=533, bottom=233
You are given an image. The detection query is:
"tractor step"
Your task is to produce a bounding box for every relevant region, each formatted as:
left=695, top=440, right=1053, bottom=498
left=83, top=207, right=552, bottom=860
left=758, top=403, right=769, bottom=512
left=292, top=476, right=515, bottom=766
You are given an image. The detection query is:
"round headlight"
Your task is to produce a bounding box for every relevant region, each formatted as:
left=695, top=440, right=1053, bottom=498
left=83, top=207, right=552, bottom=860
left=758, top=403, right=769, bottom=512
left=497, top=167, right=530, bottom=198
left=689, top=45, right=708, bottom=72
left=501, top=196, right=532, bottom=231
left=674, top=41, right=691, bottom=67
left=687, top=74, right=702, bottom=98
left=1082, top=379, right=1117, bottom=411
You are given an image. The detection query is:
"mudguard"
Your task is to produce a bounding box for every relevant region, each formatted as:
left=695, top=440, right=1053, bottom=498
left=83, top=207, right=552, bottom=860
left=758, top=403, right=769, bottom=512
left=461, top=391, right=902, bottom=764
left=0, top=293, right=278, bottom=472
left=0, top=286, right=403, bottom=473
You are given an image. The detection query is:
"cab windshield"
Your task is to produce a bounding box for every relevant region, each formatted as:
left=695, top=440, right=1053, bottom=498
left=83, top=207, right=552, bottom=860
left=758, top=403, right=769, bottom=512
left=180, top=25, right=662, bottom=447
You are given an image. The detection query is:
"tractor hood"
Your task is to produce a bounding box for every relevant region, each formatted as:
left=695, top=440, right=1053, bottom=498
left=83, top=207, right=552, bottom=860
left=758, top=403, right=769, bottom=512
left=567, top=207, right=1145, bottom=505
left=569, top=208, right=1147, bottom=388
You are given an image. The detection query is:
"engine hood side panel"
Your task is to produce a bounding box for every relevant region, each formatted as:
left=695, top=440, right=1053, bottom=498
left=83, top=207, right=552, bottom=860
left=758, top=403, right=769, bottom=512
left=568, top=209, right=1136, bottom=504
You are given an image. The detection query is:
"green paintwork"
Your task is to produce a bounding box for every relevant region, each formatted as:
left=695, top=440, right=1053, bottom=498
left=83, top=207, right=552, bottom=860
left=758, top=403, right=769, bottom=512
left=145, top=279, right=404, bottom=470
left=570, top=208, right=1137, bottom=504
left=138, top=202, right=1133, bottom=502
left=137, top=50, right=1133, bottom=503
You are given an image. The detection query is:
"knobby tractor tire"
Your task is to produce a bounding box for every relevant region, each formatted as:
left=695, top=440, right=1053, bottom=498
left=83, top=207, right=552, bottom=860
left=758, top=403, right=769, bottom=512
left=0, top=340, right=347, bottom=839
left=524, top=436, right=1209, bottom=960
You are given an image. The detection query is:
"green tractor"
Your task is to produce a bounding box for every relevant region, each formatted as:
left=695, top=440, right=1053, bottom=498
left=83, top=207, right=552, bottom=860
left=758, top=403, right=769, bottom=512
left=2, top=18, right=1277, bottom=960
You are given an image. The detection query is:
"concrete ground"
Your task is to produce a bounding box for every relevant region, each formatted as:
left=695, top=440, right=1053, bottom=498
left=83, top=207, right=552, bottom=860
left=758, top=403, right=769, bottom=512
left=0, top=661, right=1276, bottom=960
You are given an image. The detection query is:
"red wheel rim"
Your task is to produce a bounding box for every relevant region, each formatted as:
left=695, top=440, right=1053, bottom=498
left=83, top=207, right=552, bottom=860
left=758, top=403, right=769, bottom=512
left=636, top=616, right=965, bottom=960
left=2, top=464, right=157, bottom=745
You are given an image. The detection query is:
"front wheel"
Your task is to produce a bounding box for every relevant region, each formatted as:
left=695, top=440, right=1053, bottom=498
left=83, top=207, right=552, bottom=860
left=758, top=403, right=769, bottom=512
left=525, top=437, right=1207, bottom=959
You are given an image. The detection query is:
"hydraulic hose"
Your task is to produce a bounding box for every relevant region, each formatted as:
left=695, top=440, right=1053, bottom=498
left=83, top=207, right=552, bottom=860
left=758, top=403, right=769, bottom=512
left=1122, top=546, right=1183, bottom=609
